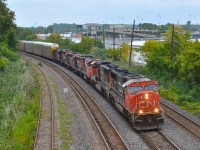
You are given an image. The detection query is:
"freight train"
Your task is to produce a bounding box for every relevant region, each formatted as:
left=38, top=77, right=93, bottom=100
left=20, top=40, right=164, bottom=130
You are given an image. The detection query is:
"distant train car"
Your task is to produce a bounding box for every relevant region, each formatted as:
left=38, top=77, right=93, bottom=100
left=20, top=40, right=59, bottom=59
left=65, top=51, right=77, bottom=70
left=76, top=55, right=93, bottom=76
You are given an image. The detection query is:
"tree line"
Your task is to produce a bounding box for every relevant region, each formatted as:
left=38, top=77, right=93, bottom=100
left=0, top=0, right=18, bottom=70
left=140, top=26, right=200, bottom=117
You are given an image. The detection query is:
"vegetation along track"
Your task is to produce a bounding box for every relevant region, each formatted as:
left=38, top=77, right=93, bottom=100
left=27, top=53, right=128, bottom=150
left=139, top=130, right=181, bottom=150
left=161, top=103, right=200, bottom=141
left=29, top=59, right=55, bottom=150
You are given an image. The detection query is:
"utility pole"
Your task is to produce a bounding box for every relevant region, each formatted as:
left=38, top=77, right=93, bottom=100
left=171, top=24, right=174, bottom=60
left=113, top=25, right=116, bottom=61
left=103, top=27, right=105, bottom=48
left=129, top=20, right=135, bottom=68
left=113, top=25, right=115, bottom=50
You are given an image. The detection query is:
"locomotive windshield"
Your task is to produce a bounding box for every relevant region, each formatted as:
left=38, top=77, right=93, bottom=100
left=144, top=84, right=157, bottom=92
left=129, top=86, right=143, bottom=94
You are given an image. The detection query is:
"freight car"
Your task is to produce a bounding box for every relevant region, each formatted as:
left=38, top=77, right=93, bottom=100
left=20, top=40, right=59, bottom=59
left=20, top=40, right=164, bottom=130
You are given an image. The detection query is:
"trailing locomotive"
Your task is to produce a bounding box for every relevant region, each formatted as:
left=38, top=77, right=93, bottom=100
left=20, top=40, right=164, bottom=130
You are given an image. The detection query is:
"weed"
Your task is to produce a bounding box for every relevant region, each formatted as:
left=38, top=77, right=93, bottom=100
left=0, top=59, right=40, bottom=149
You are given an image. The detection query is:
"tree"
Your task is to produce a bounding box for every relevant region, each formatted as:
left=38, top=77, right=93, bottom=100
left=141, top=40, right=161, bottom=61
left=18, top=28, right=34, bottom=40
left=25, top=34, right=37, bottom=41
left=107, top=48, right=121, bottom=61
left=179, top=40, right=200, bottom=84
left=120, top=42, right=129, bottom=61
left=91, top=48, right=108, bottom=60
left=45, top=33, right=63, bottom=44
left=0, top=0, right=17, bottom=47
left=60, top=38, right=71, bottom=48
left=44, top=25, right=53, bottom=34
left=165, top=25, right=191, bottom=77
left=7, top=28, right=18, bottom=51
left=74, top=37, right=94, bottom=54
left=141, top=23, right=158, bottom=30
left=95, top=38, right=104, bottom=48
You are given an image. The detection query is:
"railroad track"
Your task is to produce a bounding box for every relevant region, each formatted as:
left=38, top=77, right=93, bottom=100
left=139, top=130, right=180, bottom=150
left=23, top=52, right=200, bottom=150
left=29, top=59, right=55, bottom=150
left=161, top=102, right=200, bottom=141
left=27, top=53, right=128, bottom=150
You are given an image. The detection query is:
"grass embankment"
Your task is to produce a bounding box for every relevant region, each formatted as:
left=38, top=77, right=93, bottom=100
left=51, top=78, right=74, bottom=150
left=112, top=61, right=200, bottom=119
left=0, top=59, right=40, bottom=149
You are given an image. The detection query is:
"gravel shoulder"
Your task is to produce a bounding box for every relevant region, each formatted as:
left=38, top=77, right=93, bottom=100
left=40, top=61, right=107, bottom=150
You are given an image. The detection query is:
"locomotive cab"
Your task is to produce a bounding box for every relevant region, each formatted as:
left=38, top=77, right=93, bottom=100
left=123, top=79, right=164, bottom=130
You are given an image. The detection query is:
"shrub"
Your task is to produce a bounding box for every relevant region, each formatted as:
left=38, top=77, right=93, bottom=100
left=0, top=45, right=18, bottom=61
left=0, top=57, right=9, bottom=70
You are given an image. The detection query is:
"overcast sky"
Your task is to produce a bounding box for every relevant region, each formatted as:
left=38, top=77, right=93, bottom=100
left=7, top=0, right=200, bottom=27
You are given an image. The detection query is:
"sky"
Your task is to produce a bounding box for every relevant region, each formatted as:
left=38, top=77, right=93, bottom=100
left=6, top=0, right=200, bottom=27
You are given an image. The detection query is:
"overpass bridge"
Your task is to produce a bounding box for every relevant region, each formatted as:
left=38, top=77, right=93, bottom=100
left=83, top=29, right=159, bottom=38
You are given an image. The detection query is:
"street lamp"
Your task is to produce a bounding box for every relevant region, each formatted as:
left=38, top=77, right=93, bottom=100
left=189, top=14, right=191, bottom=31
left=140, top=18, right=143, bottom=30
left=158, top=15, right=161, bottom=38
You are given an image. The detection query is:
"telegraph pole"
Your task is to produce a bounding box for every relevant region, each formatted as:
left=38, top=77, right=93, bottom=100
left=103, top=27, right=105, bottom=48
left=171, top=24, right=174, bottom=60
left=113, top=25, right=115, bottom=50
left=129, top=20, right=135, bottom=68
left=113, top=25, right=116, bottom=61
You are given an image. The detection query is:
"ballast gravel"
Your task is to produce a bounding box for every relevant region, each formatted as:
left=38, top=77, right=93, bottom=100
left=53, top=61, right=200, bottom=150
left=43, top=62, right=107, bottom=150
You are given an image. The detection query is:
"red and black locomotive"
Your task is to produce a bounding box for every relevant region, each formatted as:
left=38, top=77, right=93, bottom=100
left=53, top=48, right=164, bottom=130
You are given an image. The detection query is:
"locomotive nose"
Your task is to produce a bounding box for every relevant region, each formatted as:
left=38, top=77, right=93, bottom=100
left=137, top=91, right=160, bottom=114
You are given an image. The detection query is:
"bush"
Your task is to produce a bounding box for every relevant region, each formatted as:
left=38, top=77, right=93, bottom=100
left=0, top=45, right=18, bottom=61
left=91, top=48, right=109, bottom=60
left=178, top=94, right=194, bottom=104
left=159, top=85, right=179, bottom=104
left=0, top=57, right=9, bottom=70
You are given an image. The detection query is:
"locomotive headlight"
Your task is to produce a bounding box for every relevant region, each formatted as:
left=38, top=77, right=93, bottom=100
left=139, top=110, right=143, bottom=114
left=145, top=93, right=149, bottom=100
left=154, top=108, right=159, bottom=113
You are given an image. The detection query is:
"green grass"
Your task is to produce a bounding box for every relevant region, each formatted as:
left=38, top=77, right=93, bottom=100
left=0, top=59, right=40, bottom=149
left=50, top=78, right=74, bottom=150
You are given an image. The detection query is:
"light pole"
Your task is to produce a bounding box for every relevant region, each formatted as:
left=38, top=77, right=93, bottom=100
left=118, top=16, right=124, bottom=40
left=105, top=17, right=108, bottom=30
left=140, top=18, right=143, bottom=30
left=137, top=16, right=139, bottom=29
left=189, top=14, right=191, bottom=31
left=158, top=15, right=161, bottom=38
left=122, top=17, right=124, bottom=41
